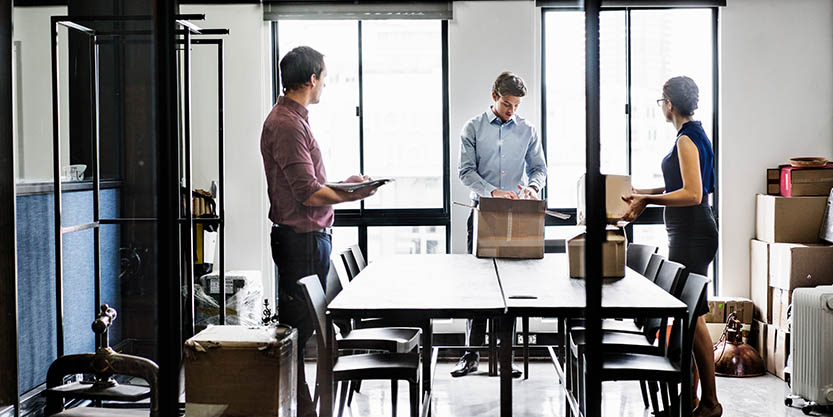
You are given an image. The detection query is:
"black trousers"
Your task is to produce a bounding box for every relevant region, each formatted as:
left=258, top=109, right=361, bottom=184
left=271, top=226, right=331, bottom=417
left=466, top=210, right=515, bottom=351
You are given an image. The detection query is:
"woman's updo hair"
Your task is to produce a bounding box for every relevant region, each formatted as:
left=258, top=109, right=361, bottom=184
left=662, top=76, right=699, bottom=116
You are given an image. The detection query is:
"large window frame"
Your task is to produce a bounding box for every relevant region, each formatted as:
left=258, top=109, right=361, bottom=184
left=541, top=6, right=720, bottom=290
left=270, top=20, right=451, bottom=259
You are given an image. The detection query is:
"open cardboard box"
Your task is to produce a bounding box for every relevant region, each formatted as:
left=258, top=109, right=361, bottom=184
left=462, top=198, right=568, bottom=259
left=577, top=174, right=632, bottom=225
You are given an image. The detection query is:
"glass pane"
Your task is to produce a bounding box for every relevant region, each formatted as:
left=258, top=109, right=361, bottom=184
left=630, top=9, right=714, bottom=192
left=632, top=224, right=669, bottom=257
left=277, top=21, right=361, bottom=209
left=367, top=226, right=447, bottom=261
left=543, top=11, right=628, bottom=209
left=362, top=20, right=444, bottom=209
left=331, top=226, right=359, bottom=252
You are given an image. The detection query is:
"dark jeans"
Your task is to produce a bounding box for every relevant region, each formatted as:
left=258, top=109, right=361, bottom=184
left=271, top=226, right=331, bottom=417
left=466, top=210, right=515, bottom=354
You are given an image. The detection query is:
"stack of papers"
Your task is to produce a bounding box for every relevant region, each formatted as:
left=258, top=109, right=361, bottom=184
left=325, top=178, right=393, bottom=192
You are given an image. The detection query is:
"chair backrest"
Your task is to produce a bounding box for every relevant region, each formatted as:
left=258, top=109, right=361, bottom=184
left=325, top=260, right=343, bottom=305
left=349, top=244, right=367, bottom=271
left=643, top=253, right=665, bottom=282
left=330, top=253, right=352, bottom=289
left=654, top=259, right=685, bottom=296
left=679, top=273, right=709, bottom=332
left=339, top=248, right=361, bottom=280
left=297, top=275, right=331, bottom=351
left=627, top=243, right=658, bottom=276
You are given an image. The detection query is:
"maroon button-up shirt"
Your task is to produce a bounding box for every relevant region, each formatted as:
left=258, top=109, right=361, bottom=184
left=260, top=96, right=333, bottom=233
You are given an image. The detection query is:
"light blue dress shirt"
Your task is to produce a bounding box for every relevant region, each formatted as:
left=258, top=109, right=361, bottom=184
left=458, top=107, right=547, bottom=201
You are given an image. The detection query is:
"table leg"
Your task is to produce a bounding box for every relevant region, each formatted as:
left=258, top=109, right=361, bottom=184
left=680, top=313, right=691, bottom=417
left=422, top=319, right=433, bottom=417
left=563, top=317, right=571, bottom=417
left=522, top=316, right=529, bottom=380
left=500, top=315, right=513, bottom=417
left=489, top=318, right=497, bottom=376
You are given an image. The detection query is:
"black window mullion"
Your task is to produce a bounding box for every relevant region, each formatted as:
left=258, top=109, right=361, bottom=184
left=540, top=9, right=549, bottom=202
left=625, top=8, right=633, bottom=176
left=357, top=20, right=365, bottom=215
left=710, top=6, right=720, bottom=294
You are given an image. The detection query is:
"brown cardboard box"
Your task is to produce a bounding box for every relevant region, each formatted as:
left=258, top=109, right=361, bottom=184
left=567, top=228, right=626, bottom=278
left=705, top=298, right=726, bottom=323
left=767, top=168, right=781, bottom=195
left=751, top=320, right=768, bottom=364
left=770, top=287, right=792, bottom=331
left=473, top=197, right=546, bottom=259
left=577, top=174, right=632, bottom=225
left=769, top=243, right=833, bottom=290
left=750, top=239, right=772, bottom=321
left=755, top=194, right=827, bottom=243
left=184, top=325, right=297, bottom=416
left=766, top=325, right=791, bottom=380
left=725, top=297, right=754, bottom=324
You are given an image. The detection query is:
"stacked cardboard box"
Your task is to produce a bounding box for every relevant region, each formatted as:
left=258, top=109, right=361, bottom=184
left=705, top=297, right=753, bottom=324
left=749, top=193, right=833, bottom=379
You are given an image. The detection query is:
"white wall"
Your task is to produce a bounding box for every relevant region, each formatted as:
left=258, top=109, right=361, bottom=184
left=448, top=1, right=542, bottom=253
left=180, top=4, right=275, bottom=301
left=719, top=0, right=833, bottom=297
left=12, top=6, right=70, bottom=181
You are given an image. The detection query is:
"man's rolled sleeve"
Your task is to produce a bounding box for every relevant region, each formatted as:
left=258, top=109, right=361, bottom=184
left=525, top=127, right=547, bottom=191
left=458, top=124, right=497, bottom=198
left=270, top=124, right=322, bottom=204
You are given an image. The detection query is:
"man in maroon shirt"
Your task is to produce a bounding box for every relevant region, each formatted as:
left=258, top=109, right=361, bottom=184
left=260, top=46, right=379, bottom=417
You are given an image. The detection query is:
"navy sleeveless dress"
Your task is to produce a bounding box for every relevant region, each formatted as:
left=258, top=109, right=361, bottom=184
left=661, top=121, right=717, bottom=317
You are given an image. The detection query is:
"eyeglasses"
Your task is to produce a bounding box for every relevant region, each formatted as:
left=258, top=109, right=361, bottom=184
left=656, top=98, right=668, bottom=107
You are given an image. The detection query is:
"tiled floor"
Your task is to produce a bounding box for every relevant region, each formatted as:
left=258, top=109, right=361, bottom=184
left=307, top=361, right=831, bottom=417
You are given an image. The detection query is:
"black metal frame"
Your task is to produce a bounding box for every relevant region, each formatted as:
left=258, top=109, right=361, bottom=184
left=0, top=1, right=20, bottom=415
left=271, top=19, right=452, bottom=260
left=540, top=5, right=721, bottom=290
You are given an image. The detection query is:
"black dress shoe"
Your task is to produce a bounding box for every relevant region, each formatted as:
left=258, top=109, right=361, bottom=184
left=511, top=364, right=522, bottom=379
left=450, top=352, right=479, bottom=377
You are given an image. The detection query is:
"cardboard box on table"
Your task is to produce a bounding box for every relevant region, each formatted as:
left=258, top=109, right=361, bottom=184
left=184, top=325, right=298, bottom=417
left=755, top=194, right=828, bottom=243
left=473, top=197, right=546, bottom=259
left=567, top=228, right=626, bottom=278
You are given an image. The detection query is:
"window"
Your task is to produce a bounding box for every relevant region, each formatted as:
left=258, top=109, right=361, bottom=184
left=542, top=7, right=718, bottom=285
left=274, top=20, right=450, bottom=260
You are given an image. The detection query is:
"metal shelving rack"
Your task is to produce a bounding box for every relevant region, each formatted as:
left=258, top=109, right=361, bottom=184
left=49, top=14, right=229, bottom=358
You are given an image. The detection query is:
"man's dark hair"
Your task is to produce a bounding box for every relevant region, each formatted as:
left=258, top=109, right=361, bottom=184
left=492, top=72, right=527, bottom=98
left=280, top=46, right=325, bottom=93
left=663, top=76, right=699, bottom=116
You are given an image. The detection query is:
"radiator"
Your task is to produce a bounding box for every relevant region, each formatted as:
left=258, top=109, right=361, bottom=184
left=791, top=285, right=833, bottom=405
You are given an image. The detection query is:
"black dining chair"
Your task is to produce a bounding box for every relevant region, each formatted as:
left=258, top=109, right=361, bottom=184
left=350, top=244, right=367, bottom=271
left=586, top=273, right=710, bottom=416
left=627, top=243, right=659, bottom=276
left=297, top=275, right=421, bottom=417
left=644, top=253, right=665, bottom=283
left=339, top=248, right=362, bottom=281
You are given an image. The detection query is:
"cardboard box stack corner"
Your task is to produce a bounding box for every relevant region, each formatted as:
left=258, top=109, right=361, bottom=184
left=748, top=171, right=833, bottom=379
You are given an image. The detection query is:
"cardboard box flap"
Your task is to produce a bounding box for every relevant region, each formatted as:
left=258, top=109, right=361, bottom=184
left=478, top=197, right=545, bottom=213
left=185, top=325, right=286, bottom=351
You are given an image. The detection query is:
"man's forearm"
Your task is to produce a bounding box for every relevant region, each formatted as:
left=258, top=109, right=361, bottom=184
left=303, top=186, right=354, bottom=206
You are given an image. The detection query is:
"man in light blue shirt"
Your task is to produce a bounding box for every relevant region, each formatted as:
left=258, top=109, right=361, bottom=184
left=453, top=72, right=547, bottom=378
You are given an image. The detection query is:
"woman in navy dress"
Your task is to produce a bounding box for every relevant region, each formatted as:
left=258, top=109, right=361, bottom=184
left=623, top=76, right=722, bottom=417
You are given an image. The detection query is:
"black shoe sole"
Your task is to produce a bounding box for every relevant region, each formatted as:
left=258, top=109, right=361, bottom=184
left=450, top=366, right=478, bottom=378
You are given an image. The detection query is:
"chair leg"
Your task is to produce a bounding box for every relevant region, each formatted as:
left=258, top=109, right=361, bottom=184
left=667, top=382, right=680, bottom=416
left=489, top=318, right=497, bottom=376
left=354, top=379, right=362, bottom=393
left=577, top=346, right=585, bottom=415
left=640, top=380, right=650, bottom=409
left=337, top=381, right=350, bottom=417
left=659, top=380, right=671, bottom=416
left=391, top=379, right=398, bottom=417
left=523, top=316, right=530, bottom=380
left=409, top=380, right=419, bottom=417
left=347, top=379, right=356, bottom=407
left=648, top=381, right=662, bottom=416
left=313, top=383, right=319, bottom=408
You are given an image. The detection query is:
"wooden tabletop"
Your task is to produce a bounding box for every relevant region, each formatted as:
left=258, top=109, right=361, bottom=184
left=328, top=254, right=507, bottom=319
left=495, top=254, right=687, bottom=317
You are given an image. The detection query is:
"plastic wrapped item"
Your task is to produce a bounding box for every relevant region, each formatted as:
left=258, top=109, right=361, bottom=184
left=195, top=271, right=263, bottom=327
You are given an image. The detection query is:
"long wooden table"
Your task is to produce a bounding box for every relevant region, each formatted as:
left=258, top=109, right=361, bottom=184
left=325, top=254, right=690, bottom=417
